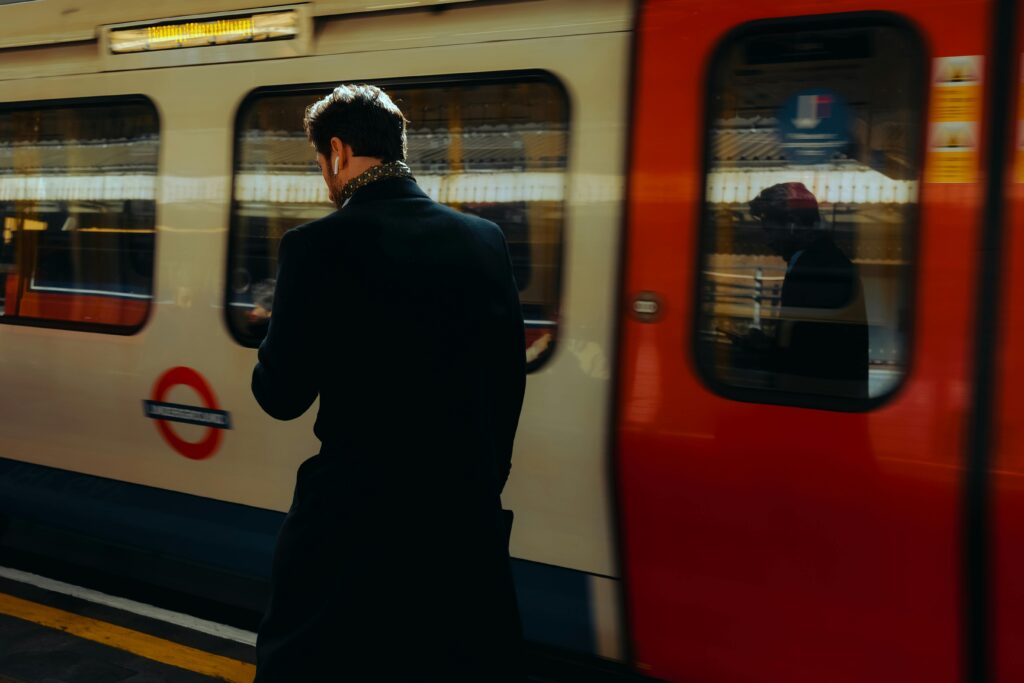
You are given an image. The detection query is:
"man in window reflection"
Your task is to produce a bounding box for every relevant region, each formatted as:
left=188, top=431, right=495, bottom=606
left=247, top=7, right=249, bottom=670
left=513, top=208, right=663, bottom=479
left=251, top=85, right=526, bottom=682
left=747, top=182, right=869, bottom=399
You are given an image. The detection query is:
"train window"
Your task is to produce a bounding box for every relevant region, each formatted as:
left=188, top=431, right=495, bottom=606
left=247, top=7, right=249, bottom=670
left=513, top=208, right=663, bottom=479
left=0, top=97, right=158, bottom=333
left=695, top=18, right=924, bottom=408
left=227, top=74, right=568, bottom=370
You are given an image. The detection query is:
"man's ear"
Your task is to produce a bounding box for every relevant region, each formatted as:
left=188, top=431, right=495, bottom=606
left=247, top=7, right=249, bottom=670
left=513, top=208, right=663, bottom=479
left=330, top=136, right=346, bottom=171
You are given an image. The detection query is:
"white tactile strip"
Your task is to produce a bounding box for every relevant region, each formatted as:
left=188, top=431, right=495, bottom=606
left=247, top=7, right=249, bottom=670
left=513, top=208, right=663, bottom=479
left=0, top=565, right=257, bottom=647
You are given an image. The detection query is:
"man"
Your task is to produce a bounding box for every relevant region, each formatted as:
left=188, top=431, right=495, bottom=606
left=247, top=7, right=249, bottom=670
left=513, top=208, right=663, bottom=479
left=747, top=182, right=868, bottom=398
left=251, top=84, right=526, bottom=682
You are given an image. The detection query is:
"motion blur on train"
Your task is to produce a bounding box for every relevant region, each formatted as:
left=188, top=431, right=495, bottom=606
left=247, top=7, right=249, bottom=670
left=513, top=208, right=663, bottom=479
left=3, top=0, right=1024, bottom=681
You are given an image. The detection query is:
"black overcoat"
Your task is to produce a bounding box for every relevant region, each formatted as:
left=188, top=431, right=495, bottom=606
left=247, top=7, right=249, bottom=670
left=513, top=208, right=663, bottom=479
left=777, top=236, right=869, bottom=398
left=251, top=177, right=527, bottom=682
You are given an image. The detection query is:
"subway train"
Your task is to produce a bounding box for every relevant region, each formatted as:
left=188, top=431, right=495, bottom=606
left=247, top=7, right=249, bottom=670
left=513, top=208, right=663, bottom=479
left=1, top=0, right=1022, bottom=681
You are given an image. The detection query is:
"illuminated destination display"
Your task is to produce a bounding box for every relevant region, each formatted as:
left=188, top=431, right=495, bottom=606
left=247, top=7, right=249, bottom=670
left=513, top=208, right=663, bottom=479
left=109, top=10, right=298, bottom=54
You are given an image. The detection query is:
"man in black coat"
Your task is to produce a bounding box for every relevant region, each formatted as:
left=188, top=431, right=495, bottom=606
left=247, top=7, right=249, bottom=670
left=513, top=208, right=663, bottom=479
left=748, top=182, right=869, bottom=399
left=251, top=84, right=526, bottom=682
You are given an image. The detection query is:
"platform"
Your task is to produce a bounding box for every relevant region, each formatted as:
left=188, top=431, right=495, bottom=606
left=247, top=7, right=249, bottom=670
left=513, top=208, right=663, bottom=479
left=0, top=568, right=255, bottom=683
left=0, top=565, right=648, bottom=683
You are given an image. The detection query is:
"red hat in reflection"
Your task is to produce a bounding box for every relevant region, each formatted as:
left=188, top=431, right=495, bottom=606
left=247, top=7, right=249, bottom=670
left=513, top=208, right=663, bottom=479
left=749, top=182, right=821, bottom=227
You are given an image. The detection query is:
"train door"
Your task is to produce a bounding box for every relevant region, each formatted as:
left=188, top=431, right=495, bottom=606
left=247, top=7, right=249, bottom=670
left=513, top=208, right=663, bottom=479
left=618, top=1, right=994, bottom=681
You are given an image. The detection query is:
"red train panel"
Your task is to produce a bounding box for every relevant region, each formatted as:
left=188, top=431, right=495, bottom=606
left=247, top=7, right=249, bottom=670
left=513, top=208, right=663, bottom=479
left=618, top=1, right=993, bottom=680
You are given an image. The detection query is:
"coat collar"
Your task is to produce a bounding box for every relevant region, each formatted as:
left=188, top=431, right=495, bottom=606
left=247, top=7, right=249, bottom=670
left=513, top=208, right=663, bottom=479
left=344, top=177, right=430, bottom=208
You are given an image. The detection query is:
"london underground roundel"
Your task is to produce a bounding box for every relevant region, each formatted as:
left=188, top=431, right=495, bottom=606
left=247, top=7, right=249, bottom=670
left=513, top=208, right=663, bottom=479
left=143, top=367, right=232, bottom=460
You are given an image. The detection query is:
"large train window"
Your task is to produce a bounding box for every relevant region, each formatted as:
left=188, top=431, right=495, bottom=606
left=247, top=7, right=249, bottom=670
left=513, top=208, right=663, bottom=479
left=0, top=97, right=158, bottom=333
left=227, top=73, right=568, bottom=370
left=695, top=18, right=924, bottom=408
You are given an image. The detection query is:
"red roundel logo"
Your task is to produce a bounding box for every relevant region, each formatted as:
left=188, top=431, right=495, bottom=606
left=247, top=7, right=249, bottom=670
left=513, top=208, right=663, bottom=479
left=144, top=367, right=231, bottom=460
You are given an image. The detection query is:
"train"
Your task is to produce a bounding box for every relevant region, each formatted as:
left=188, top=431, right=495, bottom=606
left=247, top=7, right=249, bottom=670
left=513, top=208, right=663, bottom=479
left=0, top=0, right=1021, bottom=681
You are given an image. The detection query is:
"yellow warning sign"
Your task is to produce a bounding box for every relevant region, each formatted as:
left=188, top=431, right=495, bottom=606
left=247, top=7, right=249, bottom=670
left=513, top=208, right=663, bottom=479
left=932, top=86, right=981, bottom=122
left=934, top=55, right=982, bottom=84
left=927, top=151, right=976, bottom=184
left=926, top=56, right=982, bottom=183
left=931, top=122, right=977, bottom=149
left=927, top=122, right=978, bottom=183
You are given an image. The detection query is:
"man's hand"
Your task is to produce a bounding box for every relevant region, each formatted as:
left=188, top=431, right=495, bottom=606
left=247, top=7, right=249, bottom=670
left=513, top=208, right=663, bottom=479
left=248, top=305, right=272, bottom=322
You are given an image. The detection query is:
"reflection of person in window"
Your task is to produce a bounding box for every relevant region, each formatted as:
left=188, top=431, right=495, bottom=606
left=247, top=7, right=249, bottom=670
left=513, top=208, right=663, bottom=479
left=748, top=182, right=868, bottom=399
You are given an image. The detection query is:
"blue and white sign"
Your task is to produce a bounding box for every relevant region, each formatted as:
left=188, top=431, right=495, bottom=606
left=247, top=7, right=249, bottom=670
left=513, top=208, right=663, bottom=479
left=778, top=89, right=851, bottom=165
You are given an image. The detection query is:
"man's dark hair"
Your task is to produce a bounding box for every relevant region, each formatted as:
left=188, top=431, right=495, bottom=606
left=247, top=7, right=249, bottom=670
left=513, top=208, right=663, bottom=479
left=303, top=84, right=408, bottom=162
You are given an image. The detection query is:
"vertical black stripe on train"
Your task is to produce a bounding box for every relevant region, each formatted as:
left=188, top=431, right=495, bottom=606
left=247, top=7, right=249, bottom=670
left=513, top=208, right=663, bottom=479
left=609, top=0, right=646, bottom=670
left=966, top=0, right=1017, bottom=681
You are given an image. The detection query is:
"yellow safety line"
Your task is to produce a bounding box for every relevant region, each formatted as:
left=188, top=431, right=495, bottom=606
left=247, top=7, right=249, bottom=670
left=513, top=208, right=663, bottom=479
left=0, top=592, right=255, bottom=683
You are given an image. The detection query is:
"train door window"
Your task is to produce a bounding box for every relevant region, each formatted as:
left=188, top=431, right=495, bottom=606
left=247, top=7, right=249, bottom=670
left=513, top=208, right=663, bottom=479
left=227, top=74, right=567, bottom=370
left=695, top=18, right=924, bottom=408
left=0, top=97, right=158, bottom=332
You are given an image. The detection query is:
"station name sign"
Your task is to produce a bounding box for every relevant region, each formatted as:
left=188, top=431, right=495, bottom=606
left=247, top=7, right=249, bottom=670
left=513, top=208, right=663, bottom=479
left=143, top=400, right=232, bottom=429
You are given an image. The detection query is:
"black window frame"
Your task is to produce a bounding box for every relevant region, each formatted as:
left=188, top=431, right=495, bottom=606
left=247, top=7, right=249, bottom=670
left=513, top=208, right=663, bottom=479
left=692, top=12, right=928, bottom=412
left=0, top=93, right=160, bottom=336
left=224, top=70, right=571, bottom=374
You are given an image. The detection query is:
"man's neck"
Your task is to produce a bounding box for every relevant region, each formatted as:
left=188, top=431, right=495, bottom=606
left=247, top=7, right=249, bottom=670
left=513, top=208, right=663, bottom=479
left=336, top=158, right=414, bottom=206
left=344, top=157, right=382, bottom=183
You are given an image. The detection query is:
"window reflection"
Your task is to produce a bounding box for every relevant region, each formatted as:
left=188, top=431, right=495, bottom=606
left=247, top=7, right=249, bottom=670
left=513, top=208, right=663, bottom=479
left=0, top=99, right=158, bottom=330
left=728, top=182, right=869, bottom=398
left=697, top=23, right=922, bottom=403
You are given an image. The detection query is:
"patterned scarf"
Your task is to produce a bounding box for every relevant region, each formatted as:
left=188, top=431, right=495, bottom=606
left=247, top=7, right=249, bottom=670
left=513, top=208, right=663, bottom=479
left=340, top=160, right=414, bottom=201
